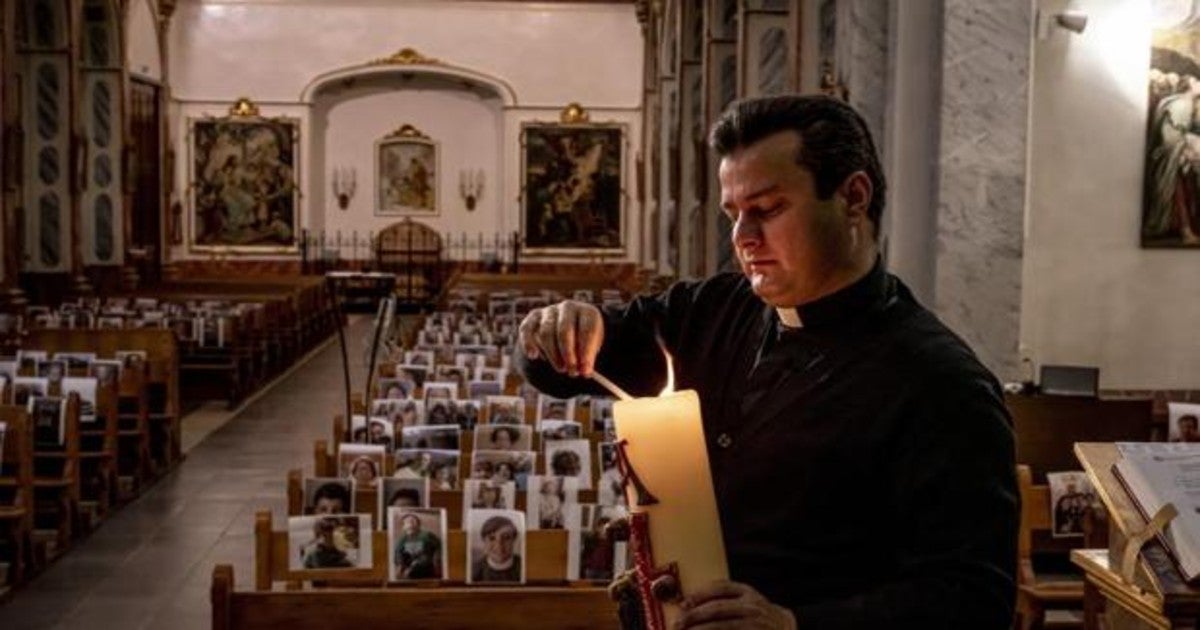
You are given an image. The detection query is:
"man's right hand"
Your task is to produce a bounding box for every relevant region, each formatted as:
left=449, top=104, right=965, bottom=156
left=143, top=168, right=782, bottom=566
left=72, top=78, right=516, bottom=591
left=518, top=300, right=604, bottom=378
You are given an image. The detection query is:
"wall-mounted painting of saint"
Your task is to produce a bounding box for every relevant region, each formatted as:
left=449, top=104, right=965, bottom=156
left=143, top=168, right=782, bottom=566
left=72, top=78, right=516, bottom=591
left=377, top=124, right=438, bottom=215
left=1143, top=26, right=1200, bottom=248
left=521, top=124, right=624, bottom=254
left=190, top=116, right=298, bottom=252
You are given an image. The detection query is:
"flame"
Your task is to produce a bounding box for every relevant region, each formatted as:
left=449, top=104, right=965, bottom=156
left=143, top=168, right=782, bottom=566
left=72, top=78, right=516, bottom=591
left=659, top=345, right=675, bottom=396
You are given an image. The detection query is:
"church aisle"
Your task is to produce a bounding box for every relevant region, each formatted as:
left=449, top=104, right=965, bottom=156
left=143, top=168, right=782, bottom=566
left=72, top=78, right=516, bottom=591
left=1, top=316, right=372, bottom=630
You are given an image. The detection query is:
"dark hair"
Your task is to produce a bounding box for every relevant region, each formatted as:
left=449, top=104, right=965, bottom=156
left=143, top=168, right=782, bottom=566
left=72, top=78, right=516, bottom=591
left=480, top=515, right=516, bottom=539
left=313, top=482, right=350, bottom=507
left=1181, top=415, right=1199, bottom=427
left=389, top=488, right=421, bottom=506
left=491, top=426, right=520, bottom=444
left=551, top=450, right=581, bottom=475
left=708, top=94, right=886, bottom=235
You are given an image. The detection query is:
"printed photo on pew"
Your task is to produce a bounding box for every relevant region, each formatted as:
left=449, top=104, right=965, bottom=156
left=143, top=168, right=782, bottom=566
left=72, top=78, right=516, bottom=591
left=475, top=366, right=507, bottom=383
left=576, top=504, right=629, bottom=581
left=388, top=507, right=447, bottom=581
left=471, top=450, right=536, bottom=491
left=376, top=376, right=413, bottom=400
left=15, top=350, right=46, bottom=376
left=28, top=396, right=66, bottom=448
left=423, top=381, right=457, bottom=404
left=403, top=350, right=435, bottom=367
left=467, top=509, right=526, bottom=585
left=454, top=351, right=488, bottom=370
left=350, top=415, right=394, bottom=449
left=435, top=365, right=470, bottom=392
left=61, top=377, right=97, bottom=424
left=537, top=394, right=575, bottom=423
left=53, top=352, right=96, bottom=371
left=88, top=360, right=122, bottom=388
left=475, top=424, right=532, bottom=452
left=288, top=514, right=373, bottom=571
left=1047, top=471, right=1099, bottom=538
left=399, top=424, right=460, bottom=450
left=538, top=419, right=583, bottom=441
left=338, top=443, right=387, bottom=489
left=395, top=364, right=429, bottom=390
left=484, top=396, right=526, bottom=425
left=590, top=398, right=615, bottom=435
left=451, top=399, right=481, bottom=430
left=394, top=448, right=460, bottom=490
left=370, top=398, right=425, bottom=429
left=1169, top=402, right=1200, bottom=443
left=467, top=380, right=503, bottom=401
left=544, top=439, right=592, bottom=490
left=13, top=377, right=49, bottom=407
left=597, top=443, right=626, bottom=507
left=304, top=478, right=353, bottom=515
left=0, top=360, right=16, bottom=383
left=114, top=350, right=148, bottom=372
left=525, top=475, right=579, bottom=530
left=379, top=477, right=430, bottom=517
left=464, top=479, right=517, bottom=516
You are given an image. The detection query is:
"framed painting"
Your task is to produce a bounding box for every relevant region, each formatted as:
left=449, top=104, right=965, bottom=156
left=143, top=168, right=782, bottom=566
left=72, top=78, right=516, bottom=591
left=1142, top=25, right=1200, bottom=248
left=521, top=118, right=626, bottom=255
left=376, top=124, right=438, bottom=216
left=189, top=110, right=298, bottom=253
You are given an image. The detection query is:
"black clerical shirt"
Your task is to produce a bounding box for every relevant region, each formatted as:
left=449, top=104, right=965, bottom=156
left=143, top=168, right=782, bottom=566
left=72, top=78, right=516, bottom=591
left=518, top=262, right=1018, bottom=629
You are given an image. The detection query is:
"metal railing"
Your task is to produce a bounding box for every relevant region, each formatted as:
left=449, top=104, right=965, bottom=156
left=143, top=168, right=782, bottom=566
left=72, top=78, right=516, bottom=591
left=299, top=229, right=522, bottom=275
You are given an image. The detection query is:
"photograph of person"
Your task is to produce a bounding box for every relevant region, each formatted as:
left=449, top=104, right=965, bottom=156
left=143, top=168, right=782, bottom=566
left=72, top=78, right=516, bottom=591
left=304, top=478, right=353, bottom=515
left=29, top=396, right=66, bottom=448
left=13, top=377, right=49, bottom=407
left=394, top=449, right=460, bottom=490
left=525, top=475, right=579, bottom=530
left=454, top=352, right=488, bottom=370
left=88, top=359, right=122, bottom=388
left=61, top=377, right=98, bottom=424
left=576, top=504, right=628, bottom=581
left=467, top=509, right=526, bottom=584
left=399, top=424, right=461, bottom=450
left=471, top=450, right=536, bottom=491
left=571, top=290, right=594, bottom=303
left=16, top=350, right=47, bottom=375
left=376, top=376, right=412, bottom=400
left=1169, top=402, right=1200, bottom=442
left=516, top=383, right=541, bottom=415
left=464, top=479, right=517, bottom=515
left=113, top=350, right=147, bottom=372
left=388, top=507, right=447, bottom=581
left=1046, top=471, right=1098, bottom=538
left=475, top=366, right=507, bottom=383
left=467, top=380, right=503, bottom=401
left=417, top=330, right=445, bottom=346
left=597, top=443, right=626, bottom=507
left=536, top=395, right=576, bottom=423
left=38, top=360, right=66, bottom=390
left=544, top=439, right=592, bottom=490
left=0, top=360, right=16, bottom=383
left=404, top=350, right=435, bottom=367
left=288, top=514, right=373, bottom=571
left=425, top=400, right=454, bottom=426
left=589, top=398, right=615, bottom=435
left=395, top=364, right=429, bottom=389
left=451, top=399, right=481, bottom=430
left=538, top=420, right=583, bottom=441
left=54, top=352, right=96, bottom=371
left=485, top=396, right=526, bottom=425
left=378, top=477, right=430, bottom=518
left=349, top=415, right=393, bottom=448
left=338, top=443, right=386, bottom=489
left=422, top=381, right=456, bottom=403
left=474, top=424, right=533, bottom=451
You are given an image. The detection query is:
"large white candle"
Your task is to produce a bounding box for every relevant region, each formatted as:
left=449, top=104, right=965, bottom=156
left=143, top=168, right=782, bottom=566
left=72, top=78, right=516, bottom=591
left=612, top=389, right=729, bottom=626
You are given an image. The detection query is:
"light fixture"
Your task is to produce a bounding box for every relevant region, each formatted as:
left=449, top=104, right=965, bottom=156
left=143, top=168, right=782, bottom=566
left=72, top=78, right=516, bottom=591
left=459, top=168, right=484, bottom=211
left=332, top=167, right=356, bottom=210
left=1036, top=9, right=1089, bottom=39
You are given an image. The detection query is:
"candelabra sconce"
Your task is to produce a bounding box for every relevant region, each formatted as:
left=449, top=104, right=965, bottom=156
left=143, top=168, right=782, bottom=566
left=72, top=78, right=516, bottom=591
left=332, top=167, right=357, bottom=210
left=460, top=168, right=484, bottom=211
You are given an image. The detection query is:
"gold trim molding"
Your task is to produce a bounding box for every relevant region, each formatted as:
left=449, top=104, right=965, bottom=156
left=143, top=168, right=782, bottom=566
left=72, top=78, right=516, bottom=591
left=228, top=97, right=260, bottom=117
left=559, top=102, right=590, bottom=124
left=385, top=124, right=430, bottom=140
left=368, top=47, right=442, bottom=67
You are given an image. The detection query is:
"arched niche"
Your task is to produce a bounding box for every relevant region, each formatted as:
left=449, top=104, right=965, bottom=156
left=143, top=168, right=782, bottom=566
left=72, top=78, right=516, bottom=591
left=126, top=0, right=163, bottom=81
left=79, top=0, right=124, bottom=266
left=303, top=50, right=512, bottom=250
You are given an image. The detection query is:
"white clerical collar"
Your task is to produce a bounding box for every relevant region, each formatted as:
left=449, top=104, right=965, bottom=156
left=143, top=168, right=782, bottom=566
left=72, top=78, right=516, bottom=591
left=776, top=307, right=803, bottom=329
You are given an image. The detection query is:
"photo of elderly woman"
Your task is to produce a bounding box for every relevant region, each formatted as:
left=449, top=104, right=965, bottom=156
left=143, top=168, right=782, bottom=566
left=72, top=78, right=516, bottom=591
left=524, top=475, right=579, bottom=530
left=338, top=443, right=386, bottom=489
left=467, top=509, right=526, bottom=584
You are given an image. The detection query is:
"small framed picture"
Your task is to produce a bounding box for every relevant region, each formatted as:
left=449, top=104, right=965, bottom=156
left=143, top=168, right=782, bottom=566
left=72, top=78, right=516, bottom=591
left=379, top=477, right=430, bottom=515
left=485, top=396, right=526, bottom=425
left=1169, top=402, right=1200, bottom=443
left=525, top=475, right=579, bottom=530
left=537, top=394, right=576, bottom=423
left=474, top=424, right=533, bottom=451
left=394, top=449, right=460, bottom=491
left=466, top=509, right=526, bottom=584
left=399, top=424, right=461, bottom=451
left=539, top=420, right=583, bottom=441
left=288, top=514, right=373, bottom=571
left=61, top=377, right=98, bottom=424
left=338, top=443, right=387, bottom=489
left=597, top=443, right=626, bottom=507
left=471, top=450, right=536, bottom=491
left=388, top=507, right=448, bottom=581
left=476, top=367, right=507, bottom=383
left=304, top=478, right=353, bottom=515
left=1046, top=471, right=1098, bottom=538
left=464, top=478, right=517, bottom=513
left=544, top=439, right=593, bottom=490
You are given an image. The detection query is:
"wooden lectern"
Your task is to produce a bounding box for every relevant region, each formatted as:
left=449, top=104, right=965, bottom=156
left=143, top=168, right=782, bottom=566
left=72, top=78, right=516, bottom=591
left=1072, top=443, right=1200, bottom=629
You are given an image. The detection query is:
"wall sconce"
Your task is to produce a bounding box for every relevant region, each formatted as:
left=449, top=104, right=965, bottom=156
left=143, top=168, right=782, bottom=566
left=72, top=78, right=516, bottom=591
left=460, top=168, right=484, bottom=211
left=332, top=167, right=356, bottom=210
left=1037, top=9, right=1088, bottom=39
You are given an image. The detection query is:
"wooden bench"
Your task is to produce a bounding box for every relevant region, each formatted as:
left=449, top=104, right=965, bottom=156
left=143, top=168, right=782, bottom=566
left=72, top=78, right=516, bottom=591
left=31, top=393, right=81, bottom=558
left=0, top=404, right=34, bottom=588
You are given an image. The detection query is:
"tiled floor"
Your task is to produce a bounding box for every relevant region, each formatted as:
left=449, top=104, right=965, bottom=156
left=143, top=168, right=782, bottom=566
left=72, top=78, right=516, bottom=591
left=0, top=316, right=371, bottom=630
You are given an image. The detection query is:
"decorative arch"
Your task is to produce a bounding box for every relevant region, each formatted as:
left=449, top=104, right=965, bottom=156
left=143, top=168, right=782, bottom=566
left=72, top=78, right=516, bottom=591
left=299, top=48, right=519, bottom=107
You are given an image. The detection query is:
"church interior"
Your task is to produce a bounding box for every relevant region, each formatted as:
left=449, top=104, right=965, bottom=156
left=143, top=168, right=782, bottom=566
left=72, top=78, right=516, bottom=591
left=0, top=0, right=1197, bottom=628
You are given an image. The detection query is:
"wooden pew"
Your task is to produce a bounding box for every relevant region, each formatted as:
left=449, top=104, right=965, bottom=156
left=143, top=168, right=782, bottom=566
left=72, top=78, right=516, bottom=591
left=0, top=405, right=34, bottom=587
left=1007, top=393, right=1155, bottom=482
left=31, top=394, right=81, bottom=557
left=77, top=377, right=119, bottom=525
left=211, top=564, right=618, bottom=630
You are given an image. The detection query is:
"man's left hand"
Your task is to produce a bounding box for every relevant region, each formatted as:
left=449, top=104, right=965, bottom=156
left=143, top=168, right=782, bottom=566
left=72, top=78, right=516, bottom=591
left=673, top=580, right=796, bottom=629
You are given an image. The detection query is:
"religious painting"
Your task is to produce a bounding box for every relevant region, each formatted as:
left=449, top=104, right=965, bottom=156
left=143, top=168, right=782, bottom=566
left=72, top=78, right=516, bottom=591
left=521, top=123, right=625, bottom=254
left=1142, top=26, right=1200, bottom=247
left=376, top=124, right=438, bottom=216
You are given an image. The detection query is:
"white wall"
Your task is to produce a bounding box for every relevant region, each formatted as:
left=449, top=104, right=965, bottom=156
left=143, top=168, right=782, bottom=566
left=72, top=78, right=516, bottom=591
left=1023, top=0, right=1200, bottom=388
left=167, top=0, right=644, bottom=263
left=126, top=0, right=162, bottom=81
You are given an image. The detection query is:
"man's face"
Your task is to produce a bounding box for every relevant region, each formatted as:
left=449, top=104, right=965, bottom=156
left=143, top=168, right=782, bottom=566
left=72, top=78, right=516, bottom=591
left=402, top=516, right=420, bottom=535
left=484, top=524, right=517, bottom=562
left=314, top=497, right=344, bottom=515
left=719, top=130, right=858, bottom=307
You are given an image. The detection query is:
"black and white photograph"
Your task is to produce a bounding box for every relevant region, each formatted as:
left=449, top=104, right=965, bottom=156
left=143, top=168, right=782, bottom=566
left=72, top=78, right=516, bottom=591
left=388, top=507, right=447, bottom=581
left=537, top=394, right=576, bottom=423
left=338, top=443, right=387, bottom=489
left=350, top=415, right=394, bottom=449
left=597, top=443, right=626, bottom=506
left=394, top=449, right=460, bottom=491
left=590, top=398, right=615, bottom=435
left=464, top=479, right=517, bottom=513
left=525, top=475, right=579, bottom=530
left=61, top=377, right=98, bottom=424
left=1047, top=471, right=1098, bottom=538
left=1169, top=402, right=1200, bottom=442
left=288, top=514, right=373, bottom=571
left=29, top=396, right=66, bottom=448
left=379, top=477, right=430, bottom=516
left=485, top=396, right=526, bottom=425
left=474, top=424, right=533, bottom=451
left=544, top=439, right=592, bottom=490
left=304, top=478, right=353, bottom=515
left=466, top=509, right=526, bottom=584
left=371, top=398, right=425, bottom=429
left=471, top=450, right=536, bottom=491
left=399, top=424, right=460, bottom=450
